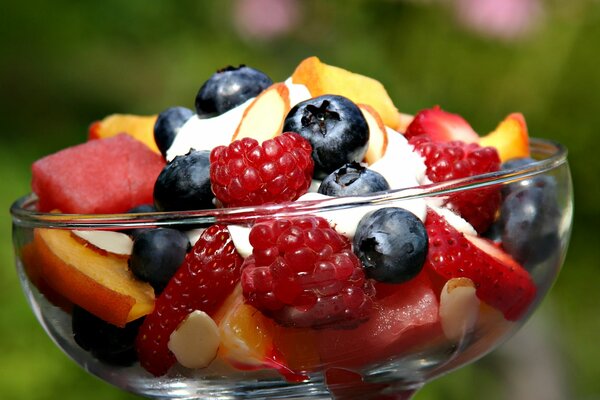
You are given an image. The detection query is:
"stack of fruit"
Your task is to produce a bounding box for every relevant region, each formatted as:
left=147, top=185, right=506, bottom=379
left=22, top=57, right=560, bottom=385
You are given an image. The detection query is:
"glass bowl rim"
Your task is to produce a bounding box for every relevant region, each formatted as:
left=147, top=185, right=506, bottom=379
left=10, top=138, right=568, bottom=230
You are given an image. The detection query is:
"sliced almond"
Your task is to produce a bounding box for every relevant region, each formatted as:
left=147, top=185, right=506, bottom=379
left=72, top=230, right=133, bottom=256
left=439, top=277, right=480, bottom=342
left=168, top=310, right=221, bottom=370
left=359, top=103, right=388, bottom=165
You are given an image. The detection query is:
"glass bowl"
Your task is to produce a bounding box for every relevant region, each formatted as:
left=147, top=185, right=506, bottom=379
left=10, top=138, right=572, bottom=399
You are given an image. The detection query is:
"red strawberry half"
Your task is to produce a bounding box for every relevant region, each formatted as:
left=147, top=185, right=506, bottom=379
left=404, top=106, right=480, bottom=143
left=410, top=134, right=501, bottom=233
left=424, top=208, right=536, bottom=321
left=135, top=224, right=243, bottom=376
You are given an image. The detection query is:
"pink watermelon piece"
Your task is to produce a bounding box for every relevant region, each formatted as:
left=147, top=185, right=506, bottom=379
left=317, top=272, right=442, bottom=369
left=32, top=134, right=165, bottom=214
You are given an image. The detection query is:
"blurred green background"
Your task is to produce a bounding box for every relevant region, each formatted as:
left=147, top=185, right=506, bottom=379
left=1, top=0, right=599, bottom=399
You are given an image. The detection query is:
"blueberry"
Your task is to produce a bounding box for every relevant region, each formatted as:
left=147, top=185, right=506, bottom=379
left=498, top=184, right=561, bottom=268
left=195, top=65, right=273, bottom=118
left=153, top=149, right=213, bottom=211
left=124, top=204, right=157, bottom=238
left=501, top=157, right=556, bottom=198
left=72, top=306, right=143, bottom=366
left=353, top=207, right=428, bottom=283
left=318, top=162, right=389, bottom=196
left=129, top=228, right=190, bottom=293
left=282, top=95, right=369, bottom=177
left=154, top=106, right=194, bottom=158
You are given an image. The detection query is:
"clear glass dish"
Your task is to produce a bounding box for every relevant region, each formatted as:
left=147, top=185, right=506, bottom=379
left=10, top=138, right=573, bottom=399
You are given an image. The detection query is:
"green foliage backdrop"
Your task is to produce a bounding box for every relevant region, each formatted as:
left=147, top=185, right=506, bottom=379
left=1, top=1, right=598, bottom=399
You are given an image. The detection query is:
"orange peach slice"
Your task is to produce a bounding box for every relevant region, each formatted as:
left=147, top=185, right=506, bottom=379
left=232, top=83, right=291, bottom=142
left=358, top=104, right=388, bottom=165
left=291, top=56, right=402, bottom=130
left=397, top=112, right=415, bottom=133
left=479, top=113, right=530, bottom=162
left=33, top=228, right=155, bottom=327
left=89, top=114, right=159, bottom=154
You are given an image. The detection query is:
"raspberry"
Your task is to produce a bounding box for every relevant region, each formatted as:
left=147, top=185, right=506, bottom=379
left=409, top=135, right=501, bottom=233
left=135, top=225, right=243, bottom=376
left=241, top=216, right=374, bottom=329
left=210, top=132, right=314, bottom=207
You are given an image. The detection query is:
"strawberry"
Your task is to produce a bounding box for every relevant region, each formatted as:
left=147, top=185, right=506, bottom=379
left=424, top=208, right=536, bottom=321
left=404, top=106, right=479, bottom=143
left=135, top=224, right=243, bottom=376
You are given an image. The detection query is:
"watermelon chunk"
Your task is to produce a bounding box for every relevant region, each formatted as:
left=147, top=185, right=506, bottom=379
left=316, top=272, right=442, bottom=369
left=32, top=134, right=165, bottom=214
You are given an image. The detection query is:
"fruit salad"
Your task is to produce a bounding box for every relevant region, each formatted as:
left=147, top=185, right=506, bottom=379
left=19, top=56, right=563, bottom=391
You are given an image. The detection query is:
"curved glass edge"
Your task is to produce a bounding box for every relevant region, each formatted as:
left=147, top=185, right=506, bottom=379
left=10, top=138, right=568, bottom=229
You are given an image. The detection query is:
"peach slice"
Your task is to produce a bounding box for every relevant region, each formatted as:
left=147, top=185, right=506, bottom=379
left=89, top=114, right=159, bottom=154
left=358, top=104, right=388, bottom=165
left=33, top=228, right=155, bottom=327
left=232, top=83, right=291, bottom=142
left=479, top=113, right=530, bottom=162
left=396, top=112, right=415, bottom=133
left=291, top=56, right=402, bottom=130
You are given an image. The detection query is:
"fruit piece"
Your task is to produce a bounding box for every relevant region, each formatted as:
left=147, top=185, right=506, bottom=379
left=353, top=207, right=428, bottom=284
left=195, top=65, right=273, bottom=118
left=129, top=228, right=190, bottom=294
left=358, top=104, right=388, bottom=164
left=72, top=306, right=143, bottom=366
left=404, top=106, right=479, bottom=144
left=498, top=184, right=561, bottom=268
left=154, top=106, right=195, bottom=158
left=479, top=113, right=529, bottom=162
left=135, top=224, right=243, bottom=376
left=317, top=271, right=441, bottom=369
left=33, top=228, right=155, bottom=327
left=290, top=56, right=402, bottom=130
left=396, top=112, right=415, bottom=133
left=210, top=132, right=313, bottom=207
left=438, top=278, right=480, bottom=342
left=241, top=216, right=375, bottom=328
left=232, top=82, right=291, bottom=142
left=215, top=284, right=276, bottom=368
left=32, top=134, right=166, bottom=214
left=282, top=95, right=369, bottom=176
left=167, top=310, right=220, bottom=369
left=153, top=149, right=213, bottom=211
left=409, top=135, right=501, bottom=233
left=318, top=162, right=390, bottom=197
left=89, top=114, right=159, bottom=153
left=424, top=208, right=536, bottom=320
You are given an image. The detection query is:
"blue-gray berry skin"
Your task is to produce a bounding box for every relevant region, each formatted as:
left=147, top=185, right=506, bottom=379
left=353, top=207, right=428, bottom=284
left=195, top=65, right=273, bottom=118
left=72, top=306, right=143, bottom=366
left=153, top=149, right=213, bottom=212
left=282, top=95, right=369, bottom=177
left=499, top=184, right=561, bottom=268
left=154, top=106, right=194, bottom=158
left=129, top=228, right=190, bottom=293
left=501, top=157, right=556, bottom=198
left=318, top=162, right=389, bottom=196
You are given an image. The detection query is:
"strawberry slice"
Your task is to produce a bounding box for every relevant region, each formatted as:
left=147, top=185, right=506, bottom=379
left=404, top=106, right=479, bottom=143
left=135, top=225, right=243, bottom=376
left=424, top=209, right=536, bottom=321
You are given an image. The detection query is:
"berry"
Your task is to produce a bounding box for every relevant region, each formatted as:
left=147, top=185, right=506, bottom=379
left=500, top=157, right=556, bottom=198
left=154, top=106, right=194, bottom=158
left=210, top=132, right=313, bottom=207
left=424, top=208, right=536, bottom=320
left=129, top=228, right=190, bottom=294
left=353, top=208, right=428, bottom=284
left=241, top=216, right=374, bottom=329
left=282, top=95, right=369, bottom=176
left=318, top=162, right=390, bottom=196
left=195, top=65, right=273, bottom=118
left=135, top=224, right=243, bottom=376
left=403, top=106, right=479, bottom=143
left=153, top=149, right=213, bottom=211
left=125, top=203, right=157, bottom=238
left=409, top=135, right=501, bottom=233
left=72, top=306, right=143, bottom=366
left=498, top=184, right=561, bottom=268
